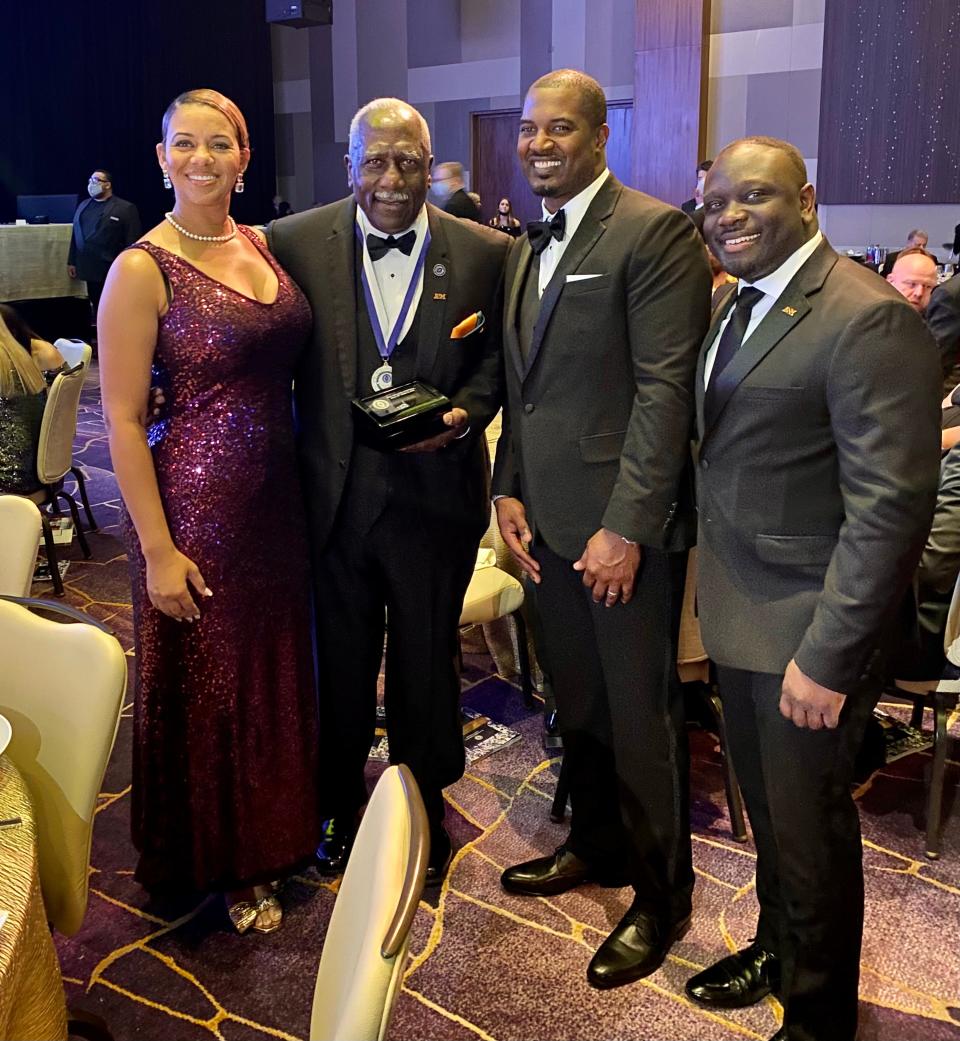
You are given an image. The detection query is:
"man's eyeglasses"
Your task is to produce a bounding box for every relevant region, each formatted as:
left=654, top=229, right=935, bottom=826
left=88, top=176, right=109, bottom=184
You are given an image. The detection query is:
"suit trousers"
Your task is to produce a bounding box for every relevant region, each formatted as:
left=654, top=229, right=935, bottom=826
left=314, top=489, right=477, bottom=836
left=716, top=666, right=879, bottom=1041
left=534, top=538, right=693, bottom=920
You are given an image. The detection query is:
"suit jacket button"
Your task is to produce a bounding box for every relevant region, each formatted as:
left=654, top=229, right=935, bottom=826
left=700, top=457, right=709, bottom=470
left=339, top=459, right=347, bottom=469
left=524, top=403, right=535, bottom=414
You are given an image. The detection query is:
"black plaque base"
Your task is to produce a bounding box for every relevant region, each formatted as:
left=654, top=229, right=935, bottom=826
left=352, top=380, right=452, bottom=450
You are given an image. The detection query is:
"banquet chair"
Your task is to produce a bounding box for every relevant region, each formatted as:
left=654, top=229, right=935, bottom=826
left=25, top=364, right=93, bottom=595
left=0, top=495, right=42, bottom=596
left=460, top=531, right=534, bottom=708
left=53, top=337, right=93, bottom=372
left=310, top=763, right=428, bottom=1041
left=0, top=595, right=126, bottom=934
left=893, top=571, right=960, bottom=859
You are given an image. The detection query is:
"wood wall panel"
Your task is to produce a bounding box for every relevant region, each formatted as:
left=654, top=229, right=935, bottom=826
left=472, top=103, right=634, bottom=227
left=818, top=0, right=960, bottom=204
left=632, top=0, right=710, bottom=207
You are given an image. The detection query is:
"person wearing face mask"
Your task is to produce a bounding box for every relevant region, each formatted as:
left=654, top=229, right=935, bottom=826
left=432, top=160, right=483, bottom=222
left=67, top=169, right=140, bottom=328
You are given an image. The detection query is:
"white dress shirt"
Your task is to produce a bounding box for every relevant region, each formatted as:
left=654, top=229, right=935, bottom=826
left=703, top=231, right=823, bottom=387
left=355, top=205, right=430, bottom=348
left=537, top=168, right=610, bottom=297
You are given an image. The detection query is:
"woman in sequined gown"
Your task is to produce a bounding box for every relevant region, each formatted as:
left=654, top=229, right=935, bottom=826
left=98, top=90, right=320, bottom=934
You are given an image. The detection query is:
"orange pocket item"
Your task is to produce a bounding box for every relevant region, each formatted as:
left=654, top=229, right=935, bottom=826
left=450, top=311, right=485, bottom=339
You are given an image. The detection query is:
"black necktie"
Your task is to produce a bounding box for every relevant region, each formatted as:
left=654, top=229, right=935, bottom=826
left=704, top=285, right=764, bottom=421
left=366, top=229, right=416, bottom=261
left=526, top=209, right=566, bottom=255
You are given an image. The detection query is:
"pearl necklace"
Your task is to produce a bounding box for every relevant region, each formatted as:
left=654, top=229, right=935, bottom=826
left=164, top=211, right=237, bottom=243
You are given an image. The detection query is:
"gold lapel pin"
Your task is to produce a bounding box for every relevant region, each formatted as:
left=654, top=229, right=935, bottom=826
left=433, top=292, right=447, bottom=301
left=782, top=305, right=798, bottom=316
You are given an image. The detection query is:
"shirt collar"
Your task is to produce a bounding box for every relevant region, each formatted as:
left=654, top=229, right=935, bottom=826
left=540, top=168, right=610, bottom=237
left=355, top=203, right=428, bottom=249
left=743, top=230, right=824, bottom=300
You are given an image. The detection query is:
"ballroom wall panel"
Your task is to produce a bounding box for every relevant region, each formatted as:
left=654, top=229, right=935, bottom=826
left=0, top=2, right=276, bottom=227
left=817, top=0, right=960, bottom=205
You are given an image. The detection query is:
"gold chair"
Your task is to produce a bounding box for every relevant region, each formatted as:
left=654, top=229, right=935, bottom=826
left=0, top=596, right=127, bottom=934
left=893, top=572, right=960, bottom=859
left=310, top=763, right=428, bottom=1041
left=25, top=364, right=94, bottom=595
left=0, top=494, right=42, bottom=596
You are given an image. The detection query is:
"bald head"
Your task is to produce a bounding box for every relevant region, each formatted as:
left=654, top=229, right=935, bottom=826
left=345, top=97, right=433, bottom=234
left=703, top=137, right=817, bottom=282
left=887, top=249, right=939, bottom=313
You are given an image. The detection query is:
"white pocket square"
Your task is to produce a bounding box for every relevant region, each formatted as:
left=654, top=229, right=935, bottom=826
left=109, top=215, right=120, bottom=221
left=565, top=273, right=603, bottom=282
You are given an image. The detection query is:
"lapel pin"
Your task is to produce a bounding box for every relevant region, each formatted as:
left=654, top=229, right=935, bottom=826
left=782, top=305, right=798, bottom=316
left=433, top=292, right=446, bottom=300
left=433, top=263, right=447, bottom=277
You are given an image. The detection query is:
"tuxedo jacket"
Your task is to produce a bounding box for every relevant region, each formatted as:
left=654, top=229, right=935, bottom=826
left=492, top=175, right=711, bottom=560
left=927, top=272, right=960, bottom=377
left=268, top=198, right=510, bottom=550
left=68, top=196, right=141, bottom=282
left=443, top=188, right=482, bottom=223
left=694, top=239, right=941, bottom=692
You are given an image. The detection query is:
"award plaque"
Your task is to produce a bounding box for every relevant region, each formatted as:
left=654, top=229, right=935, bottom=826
left=351, top=380, right=452, bottom=449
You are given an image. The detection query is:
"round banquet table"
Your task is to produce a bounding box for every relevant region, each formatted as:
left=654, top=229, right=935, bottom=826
left=0, top=754, right=67, bottom=1040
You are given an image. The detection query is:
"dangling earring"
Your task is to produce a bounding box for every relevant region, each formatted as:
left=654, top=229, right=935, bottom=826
left=234, top=172, right=245, bottom=194
left=162, top=169, right=172, bottom=190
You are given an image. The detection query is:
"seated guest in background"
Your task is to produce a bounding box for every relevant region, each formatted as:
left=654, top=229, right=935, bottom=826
left=495, top=69, right=710, bottom=989
left=0, top=313, right=49, bottom=494
left=880, top=227, right=931, bottom=276
left=68, top=169, right=141, bottom=328
left=927, top=272, right=960, bottom=386
left=98, top=88, right=322, bottom=935
left=680, top=158, right=712, bottom=215
left=691, top=136, right=940, bottom=1041
left=432, top=161, right=483, bottom=221
left=0, top=303, right=65, bottom=374
left=912, top=443, right=960, bottom=677
left=489, top=196, right=522, bottom=237
left=886, top=247, right=939, bottom=314
left=267, top=98, right=509, bottom=889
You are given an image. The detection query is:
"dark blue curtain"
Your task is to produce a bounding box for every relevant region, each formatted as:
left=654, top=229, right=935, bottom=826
left=0, top=2, right=277, bottom=226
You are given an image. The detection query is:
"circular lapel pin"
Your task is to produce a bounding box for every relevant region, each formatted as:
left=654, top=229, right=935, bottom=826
left=433, top=263, right=447, bottom=277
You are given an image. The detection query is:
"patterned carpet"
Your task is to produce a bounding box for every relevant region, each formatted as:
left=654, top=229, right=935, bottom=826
left=44, top=366, right=960, bottom=1040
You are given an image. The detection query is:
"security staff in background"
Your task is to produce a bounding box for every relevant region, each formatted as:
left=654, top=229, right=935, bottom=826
left=68, top=169, right=141, bottom=329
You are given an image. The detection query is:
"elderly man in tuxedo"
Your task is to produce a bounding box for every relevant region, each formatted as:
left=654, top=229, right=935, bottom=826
left=687, top=136, right=941, bottom=1041
left=268, top=99, right=510, bottom=885
left=493, top=69, right=711, bottom=988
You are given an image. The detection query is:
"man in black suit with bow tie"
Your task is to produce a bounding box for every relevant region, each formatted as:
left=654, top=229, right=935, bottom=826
left=492, top=69, right=711, bottom=988
left=268, top=98, right=510, bottom=885
left=688, top=137, right=940, bottom=1041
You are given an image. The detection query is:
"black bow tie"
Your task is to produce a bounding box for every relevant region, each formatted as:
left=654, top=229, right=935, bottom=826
left=526, top=209, right=566, bottom=255
left=366, top=229, right=416, bottom=261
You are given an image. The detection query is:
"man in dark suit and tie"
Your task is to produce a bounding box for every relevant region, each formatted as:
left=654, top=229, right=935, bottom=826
left=268, top=98, right=510, bottom=885
left=493, top=69, right=711, bottom=988
left=927, top=271, right=960, bottom=382
left=68, top=169, right=140, bottom=324
left=687, top=136, right=941, bottom=1041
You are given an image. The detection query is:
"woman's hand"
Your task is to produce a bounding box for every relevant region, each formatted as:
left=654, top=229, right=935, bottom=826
left=145, top=546, right=212, bottom=621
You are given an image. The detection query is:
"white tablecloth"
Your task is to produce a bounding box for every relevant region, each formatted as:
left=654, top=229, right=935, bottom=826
left=0, top=225, right=87, bottom=302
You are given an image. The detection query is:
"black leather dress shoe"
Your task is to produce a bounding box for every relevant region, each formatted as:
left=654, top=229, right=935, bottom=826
left=425, top=828, right=453, bottom=888
left=587, top=905, right=691, bottom=989
left=501, top=846, right=629, bottom=897
left=316, top=818, right=355, bottom=877
left=685, top=942, right=781, bottom=1008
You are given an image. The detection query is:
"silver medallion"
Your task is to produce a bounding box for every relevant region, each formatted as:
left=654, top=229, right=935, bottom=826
left=371, top=363, right=393, bottom=391
left=433, top=262, right=447, bottom=277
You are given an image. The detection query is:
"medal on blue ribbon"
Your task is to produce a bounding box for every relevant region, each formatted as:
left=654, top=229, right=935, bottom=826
left=357, top=225, right=432, bottom=392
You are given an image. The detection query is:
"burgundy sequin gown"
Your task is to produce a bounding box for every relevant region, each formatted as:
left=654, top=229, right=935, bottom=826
left=124, top=227, right=321, bottom=892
